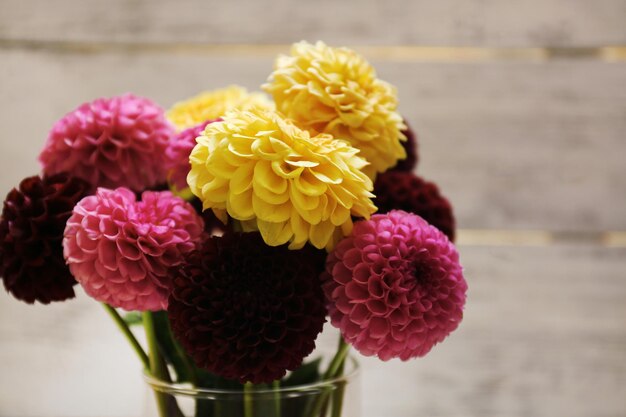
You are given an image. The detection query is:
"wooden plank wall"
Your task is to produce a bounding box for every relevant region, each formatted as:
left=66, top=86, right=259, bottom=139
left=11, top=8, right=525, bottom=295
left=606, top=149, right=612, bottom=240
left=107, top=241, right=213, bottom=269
left=1, top=0, right=626, bottom=46
left=0, top=1, right=625, bottom=416
left=1, top=51, right=625, bottom=231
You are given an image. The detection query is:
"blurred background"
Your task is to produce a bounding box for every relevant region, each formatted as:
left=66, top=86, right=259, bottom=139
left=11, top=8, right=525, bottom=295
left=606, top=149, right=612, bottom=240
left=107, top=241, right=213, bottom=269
left=1, top=1, right=625, bottom=416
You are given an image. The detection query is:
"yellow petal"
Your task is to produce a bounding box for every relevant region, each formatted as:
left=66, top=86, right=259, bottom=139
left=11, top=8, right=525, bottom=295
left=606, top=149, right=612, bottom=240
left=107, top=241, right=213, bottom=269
left=309, top=220, right=337, bottom=249
left=257, top=219, right=292, bottom=246
left=212, top=208, right=229, bottom=225
left=230, top=162, right=255, bottom=195
left=252, top=193, right=291, bottom=222
left=293, top=171, right=327, bottom=197
left=227, top=189, right=254, bottom=220
left=288, top=186, right=319, bottom=211
left=253, top=161, right=289, bottom=195
left=330, top=204, right=350, bottom=226
left=289, top=211, right=309, bottom=249
left=271, top=161, right=304, bottom=179
left=200, top=178, right=229, bottom=204
left=254, top=183, right=290, bottom=205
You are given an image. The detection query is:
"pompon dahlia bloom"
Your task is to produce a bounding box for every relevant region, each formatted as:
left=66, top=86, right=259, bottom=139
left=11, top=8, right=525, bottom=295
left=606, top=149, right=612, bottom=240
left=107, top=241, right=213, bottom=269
left=164, top=120, right=216, bottom=191
left=391, top=121, right=419, bottom=172
left=374, top=171, right=455, bottom=241
left=168, top=232, right=327, bottom=384
left=321, top=210, right=466, bottom=361
left=187, top=108, right=377, bottom=250
left=39, top=94, right=174, bottom=192
left=263, top=41, right=406, bottom=178
left=166, top=85, right=273, bottom=130
left=63, top=188, right=204, bottom=311
left=0, top=174, right=90, bottom=304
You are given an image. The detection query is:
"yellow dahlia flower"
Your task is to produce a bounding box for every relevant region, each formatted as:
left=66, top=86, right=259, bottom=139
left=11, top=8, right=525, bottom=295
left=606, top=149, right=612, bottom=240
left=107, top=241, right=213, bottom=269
left=187, top=108, right=377, bottom=250
left=167, top=85, right=273, bottom=130
left=263, top=41, right=406, bottom=178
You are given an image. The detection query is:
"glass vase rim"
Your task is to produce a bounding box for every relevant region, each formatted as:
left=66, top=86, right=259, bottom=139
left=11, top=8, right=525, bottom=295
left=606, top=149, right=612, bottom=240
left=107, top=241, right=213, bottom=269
left=143, top=355, right=359, bottom=397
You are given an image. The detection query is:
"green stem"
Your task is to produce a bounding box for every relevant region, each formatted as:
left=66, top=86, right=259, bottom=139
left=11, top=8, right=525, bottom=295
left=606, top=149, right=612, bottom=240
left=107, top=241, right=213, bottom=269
left=273, top=380, right=281, bottom=417
left=152, top=311, right=197, bottom=384
left=307, top=337, right=351, bottom=417
left=173, top=340, right=197, bottom=384
left=244, top=382, right=254, bottom=417
left=144, top=311, right=170, bottom=417
left=102, top=304, right=149, bottom=369
left=330, top=359, right=346, bottom=417
left=322, top=338, right=350, bottom=381
left=144, top=311, right=186, bottom=417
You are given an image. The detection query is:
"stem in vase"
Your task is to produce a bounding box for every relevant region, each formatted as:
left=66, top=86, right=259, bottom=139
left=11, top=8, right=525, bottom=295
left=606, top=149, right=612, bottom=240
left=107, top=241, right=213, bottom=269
left=273, top=380, right=281, bottom=417
left=244, top=382, right=254, bottom=417
left=306, top=337, right=350, bottom=417
left=144, top=311, right=184, bottom=417
left=102, top=303, right=149, bottom=369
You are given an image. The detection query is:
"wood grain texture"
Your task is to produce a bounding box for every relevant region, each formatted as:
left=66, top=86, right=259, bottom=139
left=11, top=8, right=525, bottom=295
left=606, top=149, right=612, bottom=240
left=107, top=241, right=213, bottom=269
left=0, top=49, right=624, bottom=231
left=0, top=245, right=624, bottom=417
left=1, top=0, right=626, bottom=47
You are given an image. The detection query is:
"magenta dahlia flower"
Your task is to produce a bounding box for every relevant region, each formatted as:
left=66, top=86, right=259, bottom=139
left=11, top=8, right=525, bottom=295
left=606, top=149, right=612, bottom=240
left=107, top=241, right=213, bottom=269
left=164, top=120, right=216, bottom=191
left=321, top=210, right=466, bottom=361
left=169, top=232, right=327, bottom=384
left=63, top=188, right=204, bottom=311
left=39, top=94, right=175, bottom=192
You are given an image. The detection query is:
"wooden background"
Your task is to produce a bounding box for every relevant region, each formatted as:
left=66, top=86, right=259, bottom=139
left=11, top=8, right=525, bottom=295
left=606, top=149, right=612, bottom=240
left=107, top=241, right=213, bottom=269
left=0, top=1, right=625, bottom=416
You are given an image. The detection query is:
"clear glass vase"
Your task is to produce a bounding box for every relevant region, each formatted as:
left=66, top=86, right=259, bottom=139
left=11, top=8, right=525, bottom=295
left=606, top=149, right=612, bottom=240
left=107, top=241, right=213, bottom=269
left=142, top=356, right=360, bottom=417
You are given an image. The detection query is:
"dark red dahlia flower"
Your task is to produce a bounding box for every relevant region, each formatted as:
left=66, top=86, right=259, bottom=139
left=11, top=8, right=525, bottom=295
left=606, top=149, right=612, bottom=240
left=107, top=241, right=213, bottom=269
left=168, top=232, right=327, bottom=384
left=0, top=173, right=90, bottom=303
left=373, top=171, right=456, bottom=241
left=391, top=121, right=418, bottom=172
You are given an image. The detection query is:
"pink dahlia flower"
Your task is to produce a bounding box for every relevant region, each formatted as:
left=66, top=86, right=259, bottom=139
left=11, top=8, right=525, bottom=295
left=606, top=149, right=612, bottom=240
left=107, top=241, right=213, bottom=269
left=63, top=188, right=204, bottom=311
left=164, top=120, right=215, bottom=191
left=321, top=210, right=466, bottom=361
left=39, top=94, right=175, bottom=192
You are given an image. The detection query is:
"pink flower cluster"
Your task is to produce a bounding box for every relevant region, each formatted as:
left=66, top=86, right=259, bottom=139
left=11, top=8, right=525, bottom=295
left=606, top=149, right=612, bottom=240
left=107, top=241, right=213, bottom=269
left=165, top=120, right=215, bottom=191
left=63, top=188, right=204, bottom=311
left=39, top=94, right=174, bottom=192
left=322, top=210, right=467, bottom=360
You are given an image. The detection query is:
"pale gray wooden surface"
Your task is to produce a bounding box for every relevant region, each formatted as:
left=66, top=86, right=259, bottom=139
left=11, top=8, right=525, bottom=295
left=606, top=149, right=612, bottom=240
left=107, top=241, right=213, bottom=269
left=1, top=0, right=626, bottom=46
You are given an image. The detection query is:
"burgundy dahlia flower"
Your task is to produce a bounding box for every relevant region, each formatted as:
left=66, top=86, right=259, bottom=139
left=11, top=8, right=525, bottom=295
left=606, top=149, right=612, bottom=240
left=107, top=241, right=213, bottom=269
left=321, top=210, right=466, bottom=361
left=39, top=94, right=175, bottom=192
left=0, top=173, right=90, bottom=303
left=391, top=121, right=418, bottom=172
left=373, top=171, right=455, bottom=241
left=63, top=187, right=204, bottom=311
left=165, top=120, right=216, bottom=191
left=168, top=232, right=327, bottom=384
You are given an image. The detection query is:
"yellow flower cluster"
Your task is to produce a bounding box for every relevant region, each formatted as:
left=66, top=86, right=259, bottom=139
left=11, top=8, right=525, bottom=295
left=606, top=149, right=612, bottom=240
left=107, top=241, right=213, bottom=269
left=167, top=85, right=272, bottom=130
left=187, top=108, right=376, bottom=250
left=263, top=41, right=406, bottom=178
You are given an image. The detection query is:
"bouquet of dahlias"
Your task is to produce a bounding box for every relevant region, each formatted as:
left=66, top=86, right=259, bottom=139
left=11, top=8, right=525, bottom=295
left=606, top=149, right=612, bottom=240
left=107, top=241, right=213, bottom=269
left=0, top=41, right=466, bottom=417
